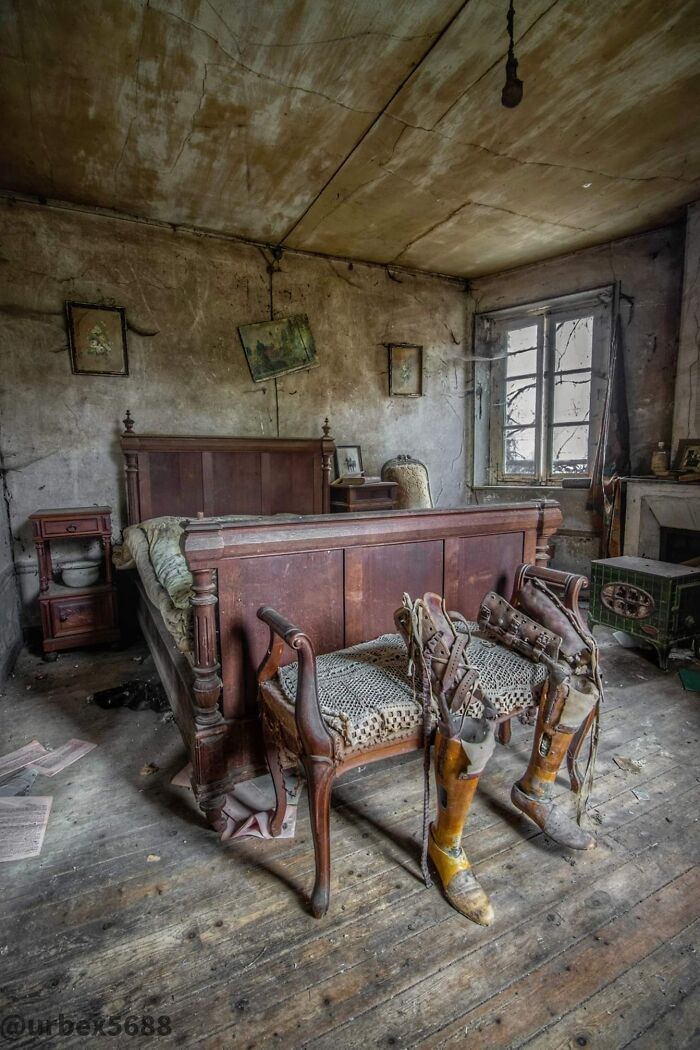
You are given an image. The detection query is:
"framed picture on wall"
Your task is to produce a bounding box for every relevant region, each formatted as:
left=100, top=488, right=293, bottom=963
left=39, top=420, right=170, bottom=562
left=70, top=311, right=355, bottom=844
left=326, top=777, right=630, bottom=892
left=65, top=302, right=129, bottom=376
left=388, top=343, right=423, bottom=397
left=238, top=314, right=318, bottom=383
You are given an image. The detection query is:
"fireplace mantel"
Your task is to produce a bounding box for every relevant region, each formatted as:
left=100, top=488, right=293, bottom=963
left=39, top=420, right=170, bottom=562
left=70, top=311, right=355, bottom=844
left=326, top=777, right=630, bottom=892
left=625, top=480, right=700, bottom=558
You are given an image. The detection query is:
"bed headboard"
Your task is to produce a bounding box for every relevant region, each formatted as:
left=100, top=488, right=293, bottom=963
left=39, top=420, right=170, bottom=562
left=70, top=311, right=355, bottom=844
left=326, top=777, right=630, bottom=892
left=120, top=411, right=336, bottom=525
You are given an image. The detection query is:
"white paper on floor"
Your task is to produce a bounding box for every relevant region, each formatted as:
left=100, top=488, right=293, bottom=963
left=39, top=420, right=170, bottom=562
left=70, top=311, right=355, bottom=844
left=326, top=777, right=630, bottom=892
left=0, top=797, right=53, bottom=861
left=0, top=740, right=50, bottom=779
left=28, top=739, right=96, bottom=777
left=172, top=764, right=301, bottom=840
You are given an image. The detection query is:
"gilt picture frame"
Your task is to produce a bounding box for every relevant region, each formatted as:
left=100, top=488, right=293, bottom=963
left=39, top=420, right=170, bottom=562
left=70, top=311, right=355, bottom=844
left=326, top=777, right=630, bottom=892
left=65, top=302, right=129, bottom=377
left=388, top=343, right=423, bottom=397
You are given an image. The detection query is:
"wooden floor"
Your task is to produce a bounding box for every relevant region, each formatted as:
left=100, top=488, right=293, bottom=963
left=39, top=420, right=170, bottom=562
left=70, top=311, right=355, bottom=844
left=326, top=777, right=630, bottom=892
left=0, top=631, right=698, bottom=1049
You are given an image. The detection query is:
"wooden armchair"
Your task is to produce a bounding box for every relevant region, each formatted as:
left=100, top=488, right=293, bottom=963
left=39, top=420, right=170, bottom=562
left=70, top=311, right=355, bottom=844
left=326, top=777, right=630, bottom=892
left=256, top=563, right=592, bottom=918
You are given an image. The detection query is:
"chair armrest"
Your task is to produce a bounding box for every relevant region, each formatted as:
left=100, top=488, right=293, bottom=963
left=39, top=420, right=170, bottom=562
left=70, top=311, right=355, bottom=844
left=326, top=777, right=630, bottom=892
left=258, top=606, right=306, bottom=649
left=256, top=606, right=334, bottom=760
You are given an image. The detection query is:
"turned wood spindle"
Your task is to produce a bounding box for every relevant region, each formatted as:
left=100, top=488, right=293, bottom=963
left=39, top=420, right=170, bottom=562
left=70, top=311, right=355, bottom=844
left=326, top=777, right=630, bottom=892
left=191, top=568, right=223, bottom=727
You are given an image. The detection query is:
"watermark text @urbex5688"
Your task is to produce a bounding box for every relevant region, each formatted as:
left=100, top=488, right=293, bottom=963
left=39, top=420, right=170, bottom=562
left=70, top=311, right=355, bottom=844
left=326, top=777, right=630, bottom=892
left=1, top=1014, right=173, bottom=1040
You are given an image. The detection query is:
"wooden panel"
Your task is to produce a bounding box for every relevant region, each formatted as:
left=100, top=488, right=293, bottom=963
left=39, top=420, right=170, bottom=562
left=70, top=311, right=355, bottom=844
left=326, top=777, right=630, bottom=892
left=204, top=451, right=263, bottom=516
left=262, top=452, right=318, bottom=514
left=218, top=549, right=345, bottom=720
left=148, top=452, right=204, bottom=519
left=444, top=532, right=525, bottom=619
left=344, top=540, right=444, bottom=645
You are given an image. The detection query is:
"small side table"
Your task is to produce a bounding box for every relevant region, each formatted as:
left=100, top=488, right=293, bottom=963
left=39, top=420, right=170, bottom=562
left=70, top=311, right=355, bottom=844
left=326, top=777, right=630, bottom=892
left=330, top=480, right=398, bottom=513
left=30, top=506, right=120, bottom=659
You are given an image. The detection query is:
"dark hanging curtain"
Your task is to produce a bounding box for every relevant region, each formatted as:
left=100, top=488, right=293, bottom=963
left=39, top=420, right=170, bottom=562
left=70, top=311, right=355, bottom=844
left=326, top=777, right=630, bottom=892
left=586, top=283, right=630, bottom=556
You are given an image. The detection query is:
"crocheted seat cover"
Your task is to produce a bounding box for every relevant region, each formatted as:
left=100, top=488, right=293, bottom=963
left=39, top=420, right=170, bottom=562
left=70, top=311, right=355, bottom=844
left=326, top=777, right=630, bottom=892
left=276, top=629, right=548, bottom=751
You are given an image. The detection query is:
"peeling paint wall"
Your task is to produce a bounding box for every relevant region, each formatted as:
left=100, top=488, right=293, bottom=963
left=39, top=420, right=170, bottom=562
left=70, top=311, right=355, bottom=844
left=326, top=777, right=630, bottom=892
left=468, top=223, right=685, bottom=576
left=0, top=200, right=469, bottom=618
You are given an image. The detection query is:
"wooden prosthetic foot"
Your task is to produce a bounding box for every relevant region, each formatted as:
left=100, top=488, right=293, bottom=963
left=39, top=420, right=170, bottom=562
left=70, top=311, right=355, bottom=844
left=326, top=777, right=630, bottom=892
left=513, top=694, right=595, bottom=851
left=428, top=731, right=494, bottom=926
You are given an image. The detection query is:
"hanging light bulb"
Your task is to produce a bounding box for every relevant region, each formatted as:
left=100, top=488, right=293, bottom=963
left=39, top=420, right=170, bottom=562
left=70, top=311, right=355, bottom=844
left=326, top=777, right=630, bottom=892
left=501, top=0, right=523, bottom=108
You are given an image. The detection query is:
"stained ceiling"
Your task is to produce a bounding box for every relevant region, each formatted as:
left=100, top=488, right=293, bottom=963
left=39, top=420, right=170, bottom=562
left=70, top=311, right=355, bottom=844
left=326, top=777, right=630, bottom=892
left=2, top=0, right=699, bottom=277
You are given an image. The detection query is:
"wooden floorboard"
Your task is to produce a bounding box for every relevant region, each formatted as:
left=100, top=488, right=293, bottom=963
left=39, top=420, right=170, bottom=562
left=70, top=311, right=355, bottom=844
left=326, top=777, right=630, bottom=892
left=0, top=629, right=697, bottom=1048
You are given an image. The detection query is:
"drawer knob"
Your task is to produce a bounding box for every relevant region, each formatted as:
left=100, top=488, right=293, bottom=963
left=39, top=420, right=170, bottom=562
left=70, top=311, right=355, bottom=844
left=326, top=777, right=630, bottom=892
left=66, top=524, right=78, bottom=533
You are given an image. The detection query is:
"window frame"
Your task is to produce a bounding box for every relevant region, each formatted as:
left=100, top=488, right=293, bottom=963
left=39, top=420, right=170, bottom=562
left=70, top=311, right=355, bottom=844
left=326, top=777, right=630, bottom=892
left=475, top=287, right=613, bottom=487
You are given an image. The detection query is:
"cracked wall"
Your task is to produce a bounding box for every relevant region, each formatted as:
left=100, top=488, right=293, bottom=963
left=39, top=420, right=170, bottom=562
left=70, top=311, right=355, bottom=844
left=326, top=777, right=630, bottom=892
left=0, top=199, right=469, bottom=619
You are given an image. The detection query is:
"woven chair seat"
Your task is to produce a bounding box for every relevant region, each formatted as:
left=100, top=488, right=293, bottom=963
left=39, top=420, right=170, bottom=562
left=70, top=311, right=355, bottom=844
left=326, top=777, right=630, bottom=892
left=274, top=630, right=547, bottom=755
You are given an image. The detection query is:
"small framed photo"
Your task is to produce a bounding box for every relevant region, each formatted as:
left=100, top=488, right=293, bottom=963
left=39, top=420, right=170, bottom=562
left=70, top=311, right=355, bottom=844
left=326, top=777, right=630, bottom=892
left=388, top=343, right=423, bottom=397
left=65, top=302, right=129, bottom=377
left=674, top=438, right=700, bottom=472
left=335, top=445, right=364, bottom=478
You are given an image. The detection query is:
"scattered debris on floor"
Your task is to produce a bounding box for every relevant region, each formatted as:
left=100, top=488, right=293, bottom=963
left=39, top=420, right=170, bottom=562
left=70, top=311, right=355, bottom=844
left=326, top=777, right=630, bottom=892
left=28, top=738, right=95, bottom=777
left=140, top=762, right=160, bottom=776
left=0, top=797, right=53, bottom=862
left=613, top=755, right=643, bottom=773
left=0, top=737, right=96, bottom=860
left=91, top=679, right=169, bottom=711
left=171, top=762, right=192, bottom=788
left=172, top=765, right=302, bottom=841
left=0, top=768, right=38, bottom=797
left=632, top=788, right=651, bottom=801
left=0, top=740, right=50, bottom=779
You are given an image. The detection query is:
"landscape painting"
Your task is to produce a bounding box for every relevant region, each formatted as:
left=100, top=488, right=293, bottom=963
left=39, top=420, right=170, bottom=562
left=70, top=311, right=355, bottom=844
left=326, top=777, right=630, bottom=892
left=239, top=314, right=318, bottom=383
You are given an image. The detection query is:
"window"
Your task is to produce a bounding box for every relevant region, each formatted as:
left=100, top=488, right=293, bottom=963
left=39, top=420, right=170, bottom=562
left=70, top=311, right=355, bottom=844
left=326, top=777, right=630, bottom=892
left=474, top=289, right=612, bottom=486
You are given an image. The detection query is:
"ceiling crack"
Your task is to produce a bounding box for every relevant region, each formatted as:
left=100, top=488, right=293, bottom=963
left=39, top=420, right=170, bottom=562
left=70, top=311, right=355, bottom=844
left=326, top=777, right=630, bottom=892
left=382, top=119, right=699, bottom=190
left=393, top=197, right=589, bottom=263
left=169, top=63, right=210, bottom=174
left=156, top=6, right=376, bottom=117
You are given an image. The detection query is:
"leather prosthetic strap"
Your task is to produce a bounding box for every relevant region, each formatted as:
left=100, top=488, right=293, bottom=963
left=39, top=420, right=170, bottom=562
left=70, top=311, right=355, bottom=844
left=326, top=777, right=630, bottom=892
left=429, top=728, right=495, bottom=926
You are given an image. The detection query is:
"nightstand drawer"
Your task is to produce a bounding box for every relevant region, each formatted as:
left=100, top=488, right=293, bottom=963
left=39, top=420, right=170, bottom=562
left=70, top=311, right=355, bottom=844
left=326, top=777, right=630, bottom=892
left=43, top=516, right=101, bottom=537
left=50, top=593, right=113, bottom=637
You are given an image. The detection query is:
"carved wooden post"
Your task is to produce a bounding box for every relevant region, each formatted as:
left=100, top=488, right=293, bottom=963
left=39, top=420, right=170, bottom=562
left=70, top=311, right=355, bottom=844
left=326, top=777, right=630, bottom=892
left=190, top=566, right=227, bottom=830
left=535, top=499, right=558, bottom=566
left=122, top=411, right=141, bottom=526
left=321, top=417, right=334, bottom=514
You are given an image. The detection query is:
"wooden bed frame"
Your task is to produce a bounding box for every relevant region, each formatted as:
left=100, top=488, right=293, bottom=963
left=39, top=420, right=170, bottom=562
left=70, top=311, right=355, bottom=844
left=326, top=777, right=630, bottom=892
left=119, top=413, right=562, bottom=830
left=120, top=410, right=335, bottom=523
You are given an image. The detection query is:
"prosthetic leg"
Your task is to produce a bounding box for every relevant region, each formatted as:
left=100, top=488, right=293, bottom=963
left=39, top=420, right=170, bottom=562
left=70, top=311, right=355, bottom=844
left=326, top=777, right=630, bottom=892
left=429, top=722, right=495, bottom=925
left=396, top=592, right=496, bottom=925
left=511, top=677, right=598, bottom=849
left=478, top=577, right=601, bottom=851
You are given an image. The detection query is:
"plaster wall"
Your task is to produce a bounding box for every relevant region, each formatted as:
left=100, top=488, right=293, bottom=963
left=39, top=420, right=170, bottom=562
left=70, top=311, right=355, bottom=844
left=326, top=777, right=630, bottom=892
left=0, top=477, right=22, bottom=683
left=468, top=223, right=685, bottom=576
left=672, top=201, right=700, bottom=451
left=0, top=200, right=470, bottom=617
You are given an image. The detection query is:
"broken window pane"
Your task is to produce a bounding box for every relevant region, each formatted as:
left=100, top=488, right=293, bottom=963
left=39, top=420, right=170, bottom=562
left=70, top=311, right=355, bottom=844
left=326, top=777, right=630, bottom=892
left=554, top=316, right=593, bottom=372
left=506, top=324, right=538, bottom=377
left=504, top=427, right=535, bottom=475
left=551, top=424, right=589, bottom=475
left=505, top=378, right=537, bottom=427
left=553, top=374, right=591, bottom=423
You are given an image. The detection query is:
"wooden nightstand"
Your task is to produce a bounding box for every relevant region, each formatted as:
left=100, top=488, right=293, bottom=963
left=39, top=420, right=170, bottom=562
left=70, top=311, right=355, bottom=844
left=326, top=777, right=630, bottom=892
left=30, top=506, right=120, bottom=659
left=330, top=480, right=398, bottom=512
